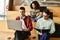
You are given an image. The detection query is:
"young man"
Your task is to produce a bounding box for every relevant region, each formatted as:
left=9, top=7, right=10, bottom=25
left=14, top=7, right=33, bottom=40
left=36, top=10, right=55, bottom=40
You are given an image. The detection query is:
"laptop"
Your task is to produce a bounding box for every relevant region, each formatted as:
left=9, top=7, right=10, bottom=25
left=7, top=20, right=22, bottom=31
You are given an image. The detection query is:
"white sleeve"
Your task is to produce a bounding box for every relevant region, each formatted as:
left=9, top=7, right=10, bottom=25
left=49, top=20, right=55, bottom=34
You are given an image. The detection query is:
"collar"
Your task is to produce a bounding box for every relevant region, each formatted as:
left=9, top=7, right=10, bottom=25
left=42, top=17, right=49, bottom=21
left=20, top=15, right=26, bottom=19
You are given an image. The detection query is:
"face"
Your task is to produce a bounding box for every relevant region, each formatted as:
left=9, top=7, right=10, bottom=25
left=43, top=12, right=49, bottom=19
left=32, top=3, right=35, bottom=9
left=19, top=10, right=25, bottom=16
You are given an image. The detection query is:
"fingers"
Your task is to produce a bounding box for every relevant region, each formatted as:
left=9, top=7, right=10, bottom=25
left=38, top=32, right=43, bottom=35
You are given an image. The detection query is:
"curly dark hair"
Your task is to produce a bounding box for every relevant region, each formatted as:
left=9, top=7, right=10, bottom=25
left=30, top=1, right=40, bottom=9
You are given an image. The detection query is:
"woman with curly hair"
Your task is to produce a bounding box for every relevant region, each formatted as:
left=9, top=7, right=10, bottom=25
left=29, top=1, right=43, bottom=22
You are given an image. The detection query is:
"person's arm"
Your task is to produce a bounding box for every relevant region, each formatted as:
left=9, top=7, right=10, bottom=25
left=49, top=20, right=55, bottom=34
left=28, top=17, right=33, bottom=31
left=36, top=19, right=43, bottom=35
left=16, top=16, right=20, bottom=20
left=36, top=20, right=40, bottom=29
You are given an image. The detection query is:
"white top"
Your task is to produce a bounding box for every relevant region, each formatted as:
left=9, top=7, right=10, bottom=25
left=20, top=16, right=27, bottom=31
left=36, top=18, right=55, bottom=34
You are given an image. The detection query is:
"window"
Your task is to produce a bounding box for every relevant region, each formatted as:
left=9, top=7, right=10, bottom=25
left=0, top=0, right=5, bottom=20
left=0, top=0, right=9, bottom=20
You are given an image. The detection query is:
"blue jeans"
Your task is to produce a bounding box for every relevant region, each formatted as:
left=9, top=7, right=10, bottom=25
left=38, top=32, right=50, bottom=40
left=30, top=16, right=41, bottom=22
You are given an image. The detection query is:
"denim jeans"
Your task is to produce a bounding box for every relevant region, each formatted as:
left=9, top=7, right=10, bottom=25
left=30, top=16, right=41, bottom=22
left=38, top=32, right=50, bottom=40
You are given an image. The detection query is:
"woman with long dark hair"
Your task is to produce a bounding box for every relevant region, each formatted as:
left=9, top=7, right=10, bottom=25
left=29, top=1, right=43, bottom=22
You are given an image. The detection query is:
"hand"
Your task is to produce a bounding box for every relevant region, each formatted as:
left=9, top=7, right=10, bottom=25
left=22, top=28, right=29, bottom=31
left=38, top=32, right=43, bottom=35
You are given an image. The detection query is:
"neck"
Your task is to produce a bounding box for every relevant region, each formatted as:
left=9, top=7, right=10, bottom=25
left=21, top=15, right=25, bottom=17
left=43, top=17, right=48, bottom=20
left=21, top=15, right=25, bottom=19
left=44, top=18, right=48, bottom=20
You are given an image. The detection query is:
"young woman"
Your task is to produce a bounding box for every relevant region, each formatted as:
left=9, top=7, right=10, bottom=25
left=29, top=1, right=43, bottom=22
left=36, top=9, right=55, bottom=40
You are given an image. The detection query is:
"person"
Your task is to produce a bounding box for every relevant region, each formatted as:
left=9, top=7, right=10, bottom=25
left=29, top=1, right=43, bottom=22
left=36, top=9, right=55, bottom=40
left=14, top=7, right=33, bottom=40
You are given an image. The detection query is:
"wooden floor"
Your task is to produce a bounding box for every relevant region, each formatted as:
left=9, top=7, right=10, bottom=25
left=0, top=31, right=60, bottom=40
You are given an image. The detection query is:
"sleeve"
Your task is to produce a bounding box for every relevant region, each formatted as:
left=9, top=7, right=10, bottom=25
left=36, top=20, right=40, bottom=34
left=27, top=17, right=33, bottom=31
left=36, top=20, right=40, bottom=29
left=49, top=20, right=55, bottom=34
left=16, top=16, right=20, bottom=20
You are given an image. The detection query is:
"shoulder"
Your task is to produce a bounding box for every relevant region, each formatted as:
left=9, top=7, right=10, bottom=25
left=37, top=18, right=43, bottom=21
left=25, top=16, right=31, bottom=21
left=25, top=16, right=30, bottom=19
left=49, top=18, right=53, bottom=21
left=16, top=16, right=20, bottom=20
left=48, top=18, right=54, bottom=23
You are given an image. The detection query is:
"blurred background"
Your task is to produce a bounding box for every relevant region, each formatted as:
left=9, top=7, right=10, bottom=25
left=0, top=0, right=60, bottom=40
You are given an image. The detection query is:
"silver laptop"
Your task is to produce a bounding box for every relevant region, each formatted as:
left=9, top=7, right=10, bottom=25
left=7, top=20, right=22, bottom=31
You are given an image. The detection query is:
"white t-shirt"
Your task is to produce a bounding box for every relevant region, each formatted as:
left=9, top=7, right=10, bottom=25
left=20, top=16, right=27, bottom=31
